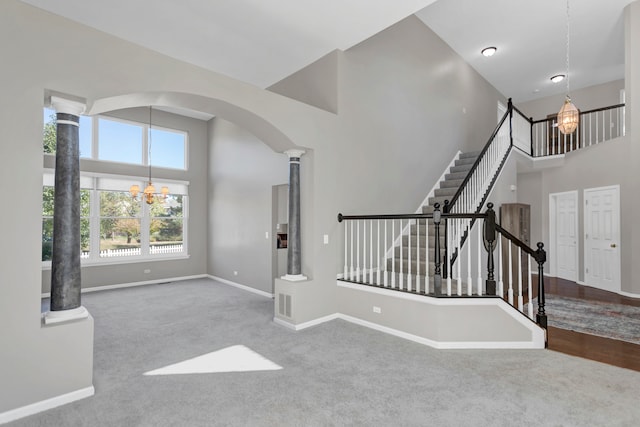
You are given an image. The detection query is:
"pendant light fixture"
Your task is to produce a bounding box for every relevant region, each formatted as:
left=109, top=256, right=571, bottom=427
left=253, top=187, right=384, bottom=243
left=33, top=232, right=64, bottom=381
left=557, top=0, right=579, bottom=135
left=129, top=106, right=169, bottom=204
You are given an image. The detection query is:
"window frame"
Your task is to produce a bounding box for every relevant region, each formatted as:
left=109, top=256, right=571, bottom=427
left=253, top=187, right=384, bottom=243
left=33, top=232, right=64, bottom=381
left=43, top=109, right=189, bottom=171
left=41, top=171, right=190, bottom=269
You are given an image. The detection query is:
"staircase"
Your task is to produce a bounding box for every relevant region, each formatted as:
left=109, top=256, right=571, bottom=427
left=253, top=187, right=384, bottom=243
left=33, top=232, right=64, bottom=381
left=388, top=151, right=480, bottom=292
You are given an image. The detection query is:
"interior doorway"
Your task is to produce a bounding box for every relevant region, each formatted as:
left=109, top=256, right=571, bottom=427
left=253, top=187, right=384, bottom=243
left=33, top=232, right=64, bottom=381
left=584, top=185, right=620, bottom=292
left=549, top=191, right=578, bottom=281
left=272, top=184, right=289, bottom=287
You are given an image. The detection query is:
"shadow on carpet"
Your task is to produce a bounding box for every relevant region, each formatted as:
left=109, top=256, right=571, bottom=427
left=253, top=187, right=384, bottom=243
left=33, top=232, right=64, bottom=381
left=530, top=295, right=640, bottom=345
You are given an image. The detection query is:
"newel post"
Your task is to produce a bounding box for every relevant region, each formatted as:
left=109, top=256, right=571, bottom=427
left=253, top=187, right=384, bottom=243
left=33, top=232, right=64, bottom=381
left=535, top=242, right=548, bottom=329
left=484, top=203, right=497, bottom=296
left=433, top=203, right=442, bottom=296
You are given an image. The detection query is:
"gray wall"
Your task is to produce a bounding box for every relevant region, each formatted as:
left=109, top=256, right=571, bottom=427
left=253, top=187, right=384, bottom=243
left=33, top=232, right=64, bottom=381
left=207, top=118, right=288, bottom=294
left=41, top=107, right=208, bottom=292
left=268, top=50, right=339, bottom=114
left=517, top=80, right=625, bottom=121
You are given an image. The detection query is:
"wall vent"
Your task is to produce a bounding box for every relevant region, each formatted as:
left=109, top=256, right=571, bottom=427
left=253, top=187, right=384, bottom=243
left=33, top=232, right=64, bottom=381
left=278, top=293, right=292, bottom=318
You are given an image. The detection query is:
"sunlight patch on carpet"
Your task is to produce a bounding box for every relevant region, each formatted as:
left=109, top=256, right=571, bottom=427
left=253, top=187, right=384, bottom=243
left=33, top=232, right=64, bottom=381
left=144, top=345, right=282, bottom=376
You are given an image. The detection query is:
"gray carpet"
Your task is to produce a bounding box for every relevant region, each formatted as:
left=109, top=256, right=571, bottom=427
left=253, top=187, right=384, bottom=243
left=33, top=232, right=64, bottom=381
left=13, top=278, right=640, bottom=426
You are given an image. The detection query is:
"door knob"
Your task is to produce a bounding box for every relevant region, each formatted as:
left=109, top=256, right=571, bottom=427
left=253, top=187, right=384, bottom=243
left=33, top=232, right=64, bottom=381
left=611, top=243, right=617, bottom=248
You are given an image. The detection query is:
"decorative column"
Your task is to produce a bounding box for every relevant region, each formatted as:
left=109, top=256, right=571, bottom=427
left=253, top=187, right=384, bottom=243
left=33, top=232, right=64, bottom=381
left=45, top=96, right=89, bottom=325
left=282, top=149, right=307, bottom=281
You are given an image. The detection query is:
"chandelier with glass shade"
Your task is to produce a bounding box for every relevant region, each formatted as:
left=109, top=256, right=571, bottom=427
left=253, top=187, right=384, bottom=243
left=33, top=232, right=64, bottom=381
left=129, top=106, right=169, bottom=204
left=557, top=0, right=579, bottom=135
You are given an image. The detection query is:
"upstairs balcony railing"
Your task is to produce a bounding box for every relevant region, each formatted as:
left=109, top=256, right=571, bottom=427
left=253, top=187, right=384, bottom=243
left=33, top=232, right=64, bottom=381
left=530, top=103, right=625, bottom=157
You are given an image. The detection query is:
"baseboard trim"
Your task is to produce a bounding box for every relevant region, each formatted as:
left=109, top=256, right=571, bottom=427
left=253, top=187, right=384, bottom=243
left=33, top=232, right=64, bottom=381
left=273, top=314, right=339, bottom=331
left=0, top=386, right=94, bottom=425
left=575, top=280, right=639, bottom=299
left=208, top=275, right=273, bottom=299
left=41, top=275, right=209, bottom=298
left=274, top=311, right=543, bottom=349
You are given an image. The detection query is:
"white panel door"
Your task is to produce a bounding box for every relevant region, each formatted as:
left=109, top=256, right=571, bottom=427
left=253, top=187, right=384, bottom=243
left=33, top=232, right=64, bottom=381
left=555, top=192, right=578, bottom=281
left=584, top=186, right=620, bottom=292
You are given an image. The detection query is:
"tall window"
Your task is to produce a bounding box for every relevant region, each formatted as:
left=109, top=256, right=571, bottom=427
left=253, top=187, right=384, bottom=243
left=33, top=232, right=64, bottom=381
left=99, top=190, right=142, bottom=257
left=41, top=105, right=189, bottom=265
left=44, top=108, right=187, bottom=170
left=41, top=183, right=91, bottom=261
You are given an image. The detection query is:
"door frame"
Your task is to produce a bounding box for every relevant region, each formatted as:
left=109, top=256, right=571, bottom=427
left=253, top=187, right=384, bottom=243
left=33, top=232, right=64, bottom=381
left=549, top=190, right=579, bottom=281
left=583, top=185, right=621, bottom=292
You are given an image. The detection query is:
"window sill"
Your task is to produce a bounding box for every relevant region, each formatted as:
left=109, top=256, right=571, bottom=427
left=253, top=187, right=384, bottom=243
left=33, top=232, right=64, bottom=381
left=41, top=253, right=190, bottom=270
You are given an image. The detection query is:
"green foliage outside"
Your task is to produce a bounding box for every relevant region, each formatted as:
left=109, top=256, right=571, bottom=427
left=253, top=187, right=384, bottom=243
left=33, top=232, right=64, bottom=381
left=42, top=187, right=90, bottom=261
left=43, top=112, right=56, bottom=154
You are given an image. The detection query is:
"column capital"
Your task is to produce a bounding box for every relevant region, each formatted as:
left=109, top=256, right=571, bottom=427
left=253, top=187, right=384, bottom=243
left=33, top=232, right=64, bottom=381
left=51, top=96, right=86, bottom=116
left=284, top=149, right=305, bottom=159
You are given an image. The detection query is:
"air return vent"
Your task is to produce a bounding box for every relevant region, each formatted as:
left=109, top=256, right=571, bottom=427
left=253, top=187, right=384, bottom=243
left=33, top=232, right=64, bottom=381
left=278, top=293, right=292, bottom=318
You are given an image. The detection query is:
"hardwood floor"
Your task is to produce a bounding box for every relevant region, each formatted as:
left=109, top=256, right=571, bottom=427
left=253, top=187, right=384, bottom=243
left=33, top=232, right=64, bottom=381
left=541, top=276, right=640, bottom=372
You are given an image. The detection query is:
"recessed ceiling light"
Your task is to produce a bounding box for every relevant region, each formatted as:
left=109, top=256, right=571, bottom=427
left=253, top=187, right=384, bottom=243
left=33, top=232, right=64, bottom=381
left=550, top=74, right=566, bottom=83
left=481, top=47, right=497, bottom=57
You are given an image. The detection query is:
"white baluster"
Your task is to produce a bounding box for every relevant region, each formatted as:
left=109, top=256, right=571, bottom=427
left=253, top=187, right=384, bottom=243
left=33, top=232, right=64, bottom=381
left=369, top=221, right=373, bottom=284
left=356, top=220, right=360, bottom=282
left=424, top=216, right=429, bottom=293
left=399, top=219, right=404, bottom=290
left=446, top=219, right=451, bottom=296
left=391, top=220, right=396, bottom=289
left=407, top=219, right=412, bottom=292
left=508, top=242, right=514, bottom=305
left=377, top=220, right=381, bottom=285
left=384, top=220, right=388, bottom=287
left=497, top=236, right=503, bottom=298
left=477, top=222, right=482, bottom=296
left=466, top=220, right=472, bottom=296
left=518, top=247, right=524, bottom=312
left=350, top=221, right=354, bottom=281
left=528, top=254, right=534, bottom=320
left=456, top=220, right=462, bottom=296
left=362, top=221, right=371, bottom=283
left=344, top=222, right=348, bottom=279
left=362, top=221, right=367, bottom=284
left=416, top=217, right=420, bottom=294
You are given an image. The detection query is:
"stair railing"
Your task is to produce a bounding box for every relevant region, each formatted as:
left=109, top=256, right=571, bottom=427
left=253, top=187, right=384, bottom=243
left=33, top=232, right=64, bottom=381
left=337, top=203, right=548, bottom=330
left=443, top=99, right=518, bottom=276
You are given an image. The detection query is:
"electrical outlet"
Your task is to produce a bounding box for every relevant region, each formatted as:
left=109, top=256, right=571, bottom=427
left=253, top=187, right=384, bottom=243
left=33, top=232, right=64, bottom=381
left=233, top=271, right=238, bottom=276
left=265, top=231, right=269, bottom=239
left=323, top=234, right=329, bottom=244
left=144, top=269, right=151, bottom=274
left=373, top=306, right=381, bottom=314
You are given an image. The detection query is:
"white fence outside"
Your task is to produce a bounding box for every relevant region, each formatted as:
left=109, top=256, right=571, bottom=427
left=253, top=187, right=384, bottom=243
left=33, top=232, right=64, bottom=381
left=80, top=243, right=183, bottom=259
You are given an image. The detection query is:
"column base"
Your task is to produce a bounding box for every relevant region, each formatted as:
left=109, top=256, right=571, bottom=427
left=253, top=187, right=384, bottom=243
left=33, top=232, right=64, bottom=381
left=44, top=306, right=89, bottom=325
left=281, top=274, right=308, bottom=282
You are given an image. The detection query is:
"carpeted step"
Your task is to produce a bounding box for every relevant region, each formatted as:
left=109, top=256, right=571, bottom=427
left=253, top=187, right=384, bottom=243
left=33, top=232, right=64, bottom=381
left=450, top=163, right=473, bottom=174
left=445, top=171, right=468, bottom=181
left=439, top=178, right=464, bottom=188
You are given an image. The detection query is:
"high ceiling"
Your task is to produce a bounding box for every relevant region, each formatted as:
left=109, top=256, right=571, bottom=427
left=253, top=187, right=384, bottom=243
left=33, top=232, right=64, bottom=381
left=416, top=0, right=633, bottom=102
left=21, top=0, right=633, bottom=104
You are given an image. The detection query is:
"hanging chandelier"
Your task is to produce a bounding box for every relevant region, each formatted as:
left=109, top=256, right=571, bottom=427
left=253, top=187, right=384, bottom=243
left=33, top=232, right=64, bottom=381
left=129, top=106, right=169, bottom=204
left=557, top=0, right=579, bottom=135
